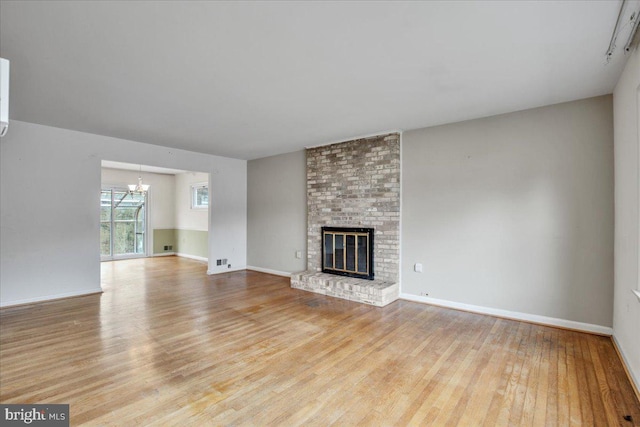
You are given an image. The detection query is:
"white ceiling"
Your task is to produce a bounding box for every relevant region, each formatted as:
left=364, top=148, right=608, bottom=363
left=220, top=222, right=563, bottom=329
left=0, top=1, right=636, bottom=160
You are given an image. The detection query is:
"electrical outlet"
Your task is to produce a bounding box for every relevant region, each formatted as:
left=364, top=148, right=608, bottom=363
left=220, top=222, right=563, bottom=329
left=414, top=263, right=423, bottom=273
left=420, top=292, right=429, bottom=297
left=295, top=250, right=302, bottom=259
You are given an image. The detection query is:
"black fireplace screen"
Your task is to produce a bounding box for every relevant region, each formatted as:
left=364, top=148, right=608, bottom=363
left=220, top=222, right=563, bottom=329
left=322, top=227, right=374, bottom=280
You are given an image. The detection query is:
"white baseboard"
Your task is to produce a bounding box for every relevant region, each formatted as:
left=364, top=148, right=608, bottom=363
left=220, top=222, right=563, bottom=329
left=175, top=253, right=208, bottom=262
left=207, top=265, right=247, bottom=275
left=612, top=334, right=640, bottom=401
left=154, top=252, right=208, bottom=262
left=0, top=288, right=103, bottom=308
left=399, top=293, right=613, bottom=336
left=246, top=266, right=291, bottom=278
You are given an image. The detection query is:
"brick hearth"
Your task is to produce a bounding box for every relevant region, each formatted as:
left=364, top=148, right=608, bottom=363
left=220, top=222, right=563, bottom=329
left=291, top=271, right=399, bottom=307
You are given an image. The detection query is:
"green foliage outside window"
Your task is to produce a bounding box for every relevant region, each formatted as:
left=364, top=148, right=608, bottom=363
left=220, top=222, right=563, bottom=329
left=101, top=189, right=146, bottom=257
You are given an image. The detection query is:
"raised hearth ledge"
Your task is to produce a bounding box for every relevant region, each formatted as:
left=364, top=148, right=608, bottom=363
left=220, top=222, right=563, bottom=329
left=291, top=271, right=399, bottom=307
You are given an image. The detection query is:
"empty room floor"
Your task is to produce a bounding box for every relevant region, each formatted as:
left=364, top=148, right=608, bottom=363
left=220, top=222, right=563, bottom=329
left=1, top=257, right=638, bottom=425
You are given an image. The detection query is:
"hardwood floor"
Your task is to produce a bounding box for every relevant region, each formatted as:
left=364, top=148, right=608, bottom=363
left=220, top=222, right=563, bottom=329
left=1, top=257, right=638, bottom=426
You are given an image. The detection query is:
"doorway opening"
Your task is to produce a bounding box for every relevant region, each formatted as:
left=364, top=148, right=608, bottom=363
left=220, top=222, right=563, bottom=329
left=100, top=160, right=210, bottom=264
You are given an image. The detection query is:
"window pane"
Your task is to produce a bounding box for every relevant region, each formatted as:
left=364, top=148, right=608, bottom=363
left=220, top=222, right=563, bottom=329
left=114, top=192, right=145, bottom=220
left=100, top=191, right=111, bottom=221
left=324, top=233, right=333, bottom=268
left=335, top=234, right=344, bottom=269
left=136, top=207, right=145, bottom=232
left=113, top=222, right=136, bottom=255
left=114, top=208, right=136, bottom=221
left=100, top=206, right=111, bottom=221
left=197, top=187, right=208, bottom=206
left=357, top=235, right=368, bottom=273
left=102, top=188, right=146, bottom=257
left=100, top=223, right=111, bottom=256
left=136, top=204, right=145, bottom=254
left=346, top=235, right=356, bottom=271
left=136, top=233, right=144, bottom=254
left=127, top=192, right=145, bottom=204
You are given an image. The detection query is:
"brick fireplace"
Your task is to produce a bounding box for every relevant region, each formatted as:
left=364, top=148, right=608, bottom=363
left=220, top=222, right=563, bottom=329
left=291, top=133, right=400, bottom=306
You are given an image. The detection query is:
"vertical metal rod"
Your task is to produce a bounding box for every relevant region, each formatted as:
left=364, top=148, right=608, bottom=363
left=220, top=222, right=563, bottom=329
left=366, top=235, right=369, bottom=274
left=355, top=235, right=358, bottom=274
left=343, top=234, right=346, bottom=271
left=332, top=233, right=335, bottom=269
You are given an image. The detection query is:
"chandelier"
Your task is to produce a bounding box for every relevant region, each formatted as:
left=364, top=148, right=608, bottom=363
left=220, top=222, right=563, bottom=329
left=128, top=165, right=150, bottom=194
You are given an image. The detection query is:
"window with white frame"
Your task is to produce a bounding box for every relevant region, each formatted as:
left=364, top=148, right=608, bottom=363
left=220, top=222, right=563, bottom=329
left=191, top=182, right=209, bottom=209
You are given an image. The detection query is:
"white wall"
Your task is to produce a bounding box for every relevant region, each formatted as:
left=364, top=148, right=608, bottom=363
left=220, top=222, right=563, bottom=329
left=401, top=96, right=614, bottom=330
left=206, top=156, right=247, bottom=274
left=175, top=171, right=209, bottom=231
left=0, top=120, right=247, bottom=306
left=247, top=150, right=307, bottom=274
left=613, top=47, right=640, bottom=392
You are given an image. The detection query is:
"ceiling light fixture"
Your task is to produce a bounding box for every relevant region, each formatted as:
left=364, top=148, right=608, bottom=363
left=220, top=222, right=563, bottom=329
left=128, top=165, right=150, bottom=194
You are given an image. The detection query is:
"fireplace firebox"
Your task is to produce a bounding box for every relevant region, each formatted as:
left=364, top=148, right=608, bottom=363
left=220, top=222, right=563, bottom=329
left=322, top=227, right=374, bottom=280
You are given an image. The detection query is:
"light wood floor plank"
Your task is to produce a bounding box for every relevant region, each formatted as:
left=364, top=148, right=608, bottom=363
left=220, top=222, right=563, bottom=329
left=1, top=257, right=638, bottom=426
